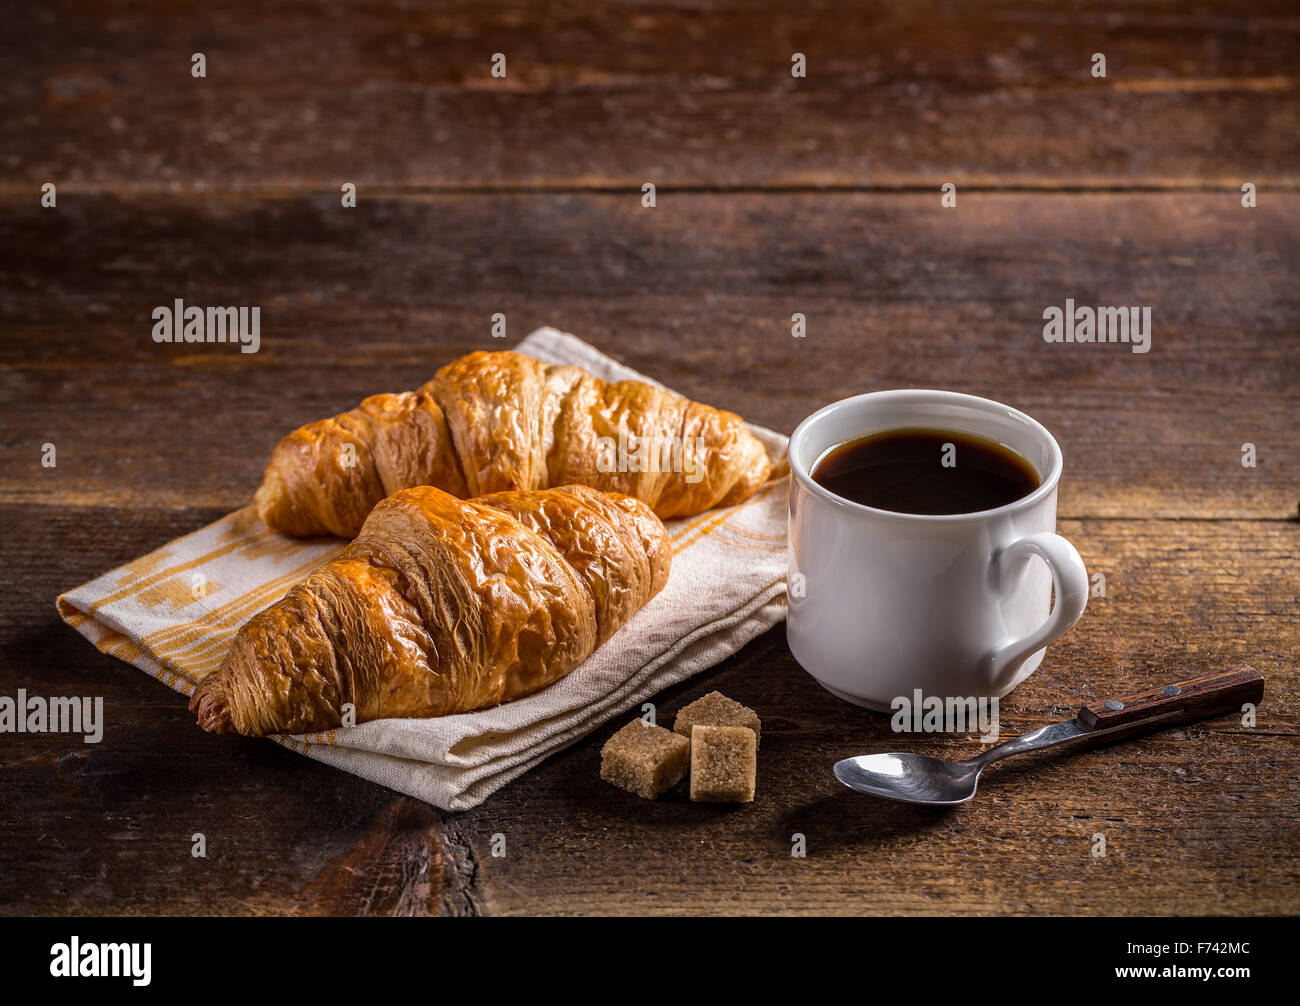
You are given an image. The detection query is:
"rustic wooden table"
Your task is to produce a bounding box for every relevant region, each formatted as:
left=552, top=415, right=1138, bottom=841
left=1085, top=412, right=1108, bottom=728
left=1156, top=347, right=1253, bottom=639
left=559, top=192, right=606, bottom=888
left=2, top=1, right=1296, bottom=916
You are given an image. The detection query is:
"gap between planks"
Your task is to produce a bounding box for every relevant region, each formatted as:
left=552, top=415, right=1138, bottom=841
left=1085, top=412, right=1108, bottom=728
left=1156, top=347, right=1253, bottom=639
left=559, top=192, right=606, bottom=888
left=1, top=181, right=1297, bottom=200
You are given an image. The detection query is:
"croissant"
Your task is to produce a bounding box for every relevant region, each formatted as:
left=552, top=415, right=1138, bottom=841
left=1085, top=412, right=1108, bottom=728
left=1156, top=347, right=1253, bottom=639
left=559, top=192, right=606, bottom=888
left=191, top=484, right=671, bottom=736
left=254, top=350, right=772, bottom=537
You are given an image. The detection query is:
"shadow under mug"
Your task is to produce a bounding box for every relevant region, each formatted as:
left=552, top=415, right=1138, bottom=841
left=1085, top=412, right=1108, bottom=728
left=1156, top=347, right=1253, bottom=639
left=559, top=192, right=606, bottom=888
left=786, top=389, right=1089, bottom=711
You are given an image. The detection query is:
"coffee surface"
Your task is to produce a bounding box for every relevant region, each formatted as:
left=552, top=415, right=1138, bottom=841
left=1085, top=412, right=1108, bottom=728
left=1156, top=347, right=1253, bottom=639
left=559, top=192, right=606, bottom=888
left=811, top=428, right=1040, bottom=515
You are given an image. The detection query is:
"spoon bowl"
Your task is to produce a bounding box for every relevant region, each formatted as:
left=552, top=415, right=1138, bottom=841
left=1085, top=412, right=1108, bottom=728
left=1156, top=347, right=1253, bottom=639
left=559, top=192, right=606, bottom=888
left=833, top=753, right=982, bottom=805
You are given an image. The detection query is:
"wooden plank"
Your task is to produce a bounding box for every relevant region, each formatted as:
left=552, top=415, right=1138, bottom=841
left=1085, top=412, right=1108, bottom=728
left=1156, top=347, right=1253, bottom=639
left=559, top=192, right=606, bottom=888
left=4, top=1, right=1298, bottom=190
left=2, top=506, right=1294, bottom=914
left=2, top=192, right=1296, bottom=518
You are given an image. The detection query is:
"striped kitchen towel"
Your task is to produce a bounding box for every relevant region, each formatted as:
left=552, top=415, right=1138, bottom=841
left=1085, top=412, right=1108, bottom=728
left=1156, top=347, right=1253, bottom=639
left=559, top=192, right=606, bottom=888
left=57, top=328, right=790, bottom=810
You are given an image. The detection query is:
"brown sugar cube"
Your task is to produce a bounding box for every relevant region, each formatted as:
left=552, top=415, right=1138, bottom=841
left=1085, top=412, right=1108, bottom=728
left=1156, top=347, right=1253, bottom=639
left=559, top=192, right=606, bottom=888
left=674, top=690, right=761, bottom=749
left=600, top=720, right=690, bottom=799
left=689, top=725, right=757, bottom=803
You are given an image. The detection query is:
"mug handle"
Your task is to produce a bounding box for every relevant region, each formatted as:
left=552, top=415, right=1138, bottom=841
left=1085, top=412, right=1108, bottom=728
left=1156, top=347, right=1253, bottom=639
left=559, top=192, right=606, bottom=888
left=986, top=532, right=1089, bottom=693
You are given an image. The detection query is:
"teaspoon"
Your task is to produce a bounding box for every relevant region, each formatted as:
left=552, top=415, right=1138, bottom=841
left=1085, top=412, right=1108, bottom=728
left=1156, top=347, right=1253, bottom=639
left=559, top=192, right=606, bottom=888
left=833, top=664, right=1263, bottom=805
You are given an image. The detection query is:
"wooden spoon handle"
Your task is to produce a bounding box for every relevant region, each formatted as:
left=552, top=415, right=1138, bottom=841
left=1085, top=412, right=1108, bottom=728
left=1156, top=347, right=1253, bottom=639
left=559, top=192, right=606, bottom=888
left=1077, top=663, right=1263, bottom=731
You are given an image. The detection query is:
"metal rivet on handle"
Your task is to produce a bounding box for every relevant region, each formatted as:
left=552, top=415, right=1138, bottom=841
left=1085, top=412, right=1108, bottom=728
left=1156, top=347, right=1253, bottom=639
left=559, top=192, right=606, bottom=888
left=1163, top=685, right=1181, bottom=696
left=1104, top=700, right=1125, bottom=711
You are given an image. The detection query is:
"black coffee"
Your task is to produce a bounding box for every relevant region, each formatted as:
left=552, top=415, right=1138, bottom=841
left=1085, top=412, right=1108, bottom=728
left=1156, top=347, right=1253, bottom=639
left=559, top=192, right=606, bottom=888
left=811, top=428, right=1039, bottom=515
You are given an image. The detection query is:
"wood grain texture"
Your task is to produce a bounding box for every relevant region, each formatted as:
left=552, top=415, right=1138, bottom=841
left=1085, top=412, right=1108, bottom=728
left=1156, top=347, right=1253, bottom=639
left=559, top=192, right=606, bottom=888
left=1, top=192, right=1296, bottom=518
left=4, top=1, right=1298, bottom=191
left=3, top=0, right=1297, bottom=918
left=2, top=506, right=1294, bottom=915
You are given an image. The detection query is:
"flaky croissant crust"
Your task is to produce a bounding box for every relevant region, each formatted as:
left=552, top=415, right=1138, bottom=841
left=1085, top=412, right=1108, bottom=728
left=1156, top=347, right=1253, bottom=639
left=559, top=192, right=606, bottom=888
left=191, top=484, right=671, bottom=737
left=254, top=350, right=772, bottom=537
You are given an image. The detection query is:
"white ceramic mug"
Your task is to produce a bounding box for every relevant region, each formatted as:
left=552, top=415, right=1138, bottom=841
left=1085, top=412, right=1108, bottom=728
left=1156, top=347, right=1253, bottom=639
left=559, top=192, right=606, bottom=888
left=786, top=389, right=1089, bottom=711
